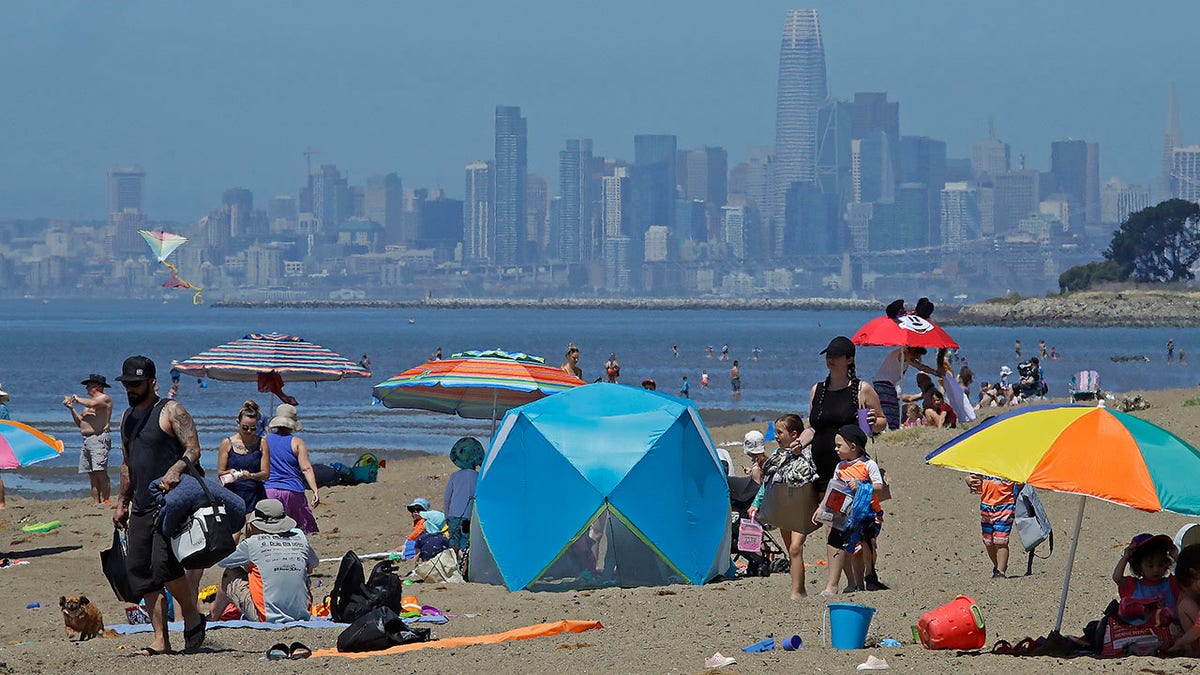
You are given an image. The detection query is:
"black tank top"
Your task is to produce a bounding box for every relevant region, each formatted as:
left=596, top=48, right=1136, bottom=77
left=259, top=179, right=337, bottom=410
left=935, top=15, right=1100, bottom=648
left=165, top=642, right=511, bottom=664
left=122, top=398, right=187, bottom=515
left=808, top=380, right=858, bottom=485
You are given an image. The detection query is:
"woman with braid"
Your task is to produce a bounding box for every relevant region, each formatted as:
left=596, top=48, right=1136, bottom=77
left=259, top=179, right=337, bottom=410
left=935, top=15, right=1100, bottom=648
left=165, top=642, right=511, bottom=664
left=798, top=336, right=888, bottom=590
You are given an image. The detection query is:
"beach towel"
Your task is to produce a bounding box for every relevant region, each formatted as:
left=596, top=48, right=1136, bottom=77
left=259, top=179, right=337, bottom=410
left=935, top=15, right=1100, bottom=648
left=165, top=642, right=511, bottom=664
left=311, top=620, right=604, bottom=659
left=941, top=373, right=976, bottom=424
left=107, top=619, right=348, bottom=635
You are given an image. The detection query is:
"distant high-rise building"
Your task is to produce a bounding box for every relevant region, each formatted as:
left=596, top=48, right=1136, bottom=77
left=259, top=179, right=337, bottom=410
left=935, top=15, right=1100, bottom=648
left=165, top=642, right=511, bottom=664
left=365, top=173, right=403, bottom=245
left=222, top=188, right=254, bottom=238
left=772, top=8, right=828, bottom=221
left=816, top=100, right=854, bottom=208
left=1173, top=147, right=1200, bottom=204
left=1101, top=178, right=1150, bottom=226
left=971, top=125, right=1010, bottom=183
left=464, top=162, right=491, bottom=262
left=784, top=181, right=839, bottom=255
left=644, top=225, right=670, bottom=262
left=898, top=136, right=947, bottom=246
left=1159, top=84, right=1183, bottom=203
left=851, top=131, right=895, bottom=204
left=268, top=195, right=298, bottom=230
left=494, top=105, right=527, bottom=265
left=526, top=173, right=550, bottom=258
left=941, top=182, right=980, bottom=247
left=604, top=235, right=633, bottom=293
left=108, top=165, right=146, bottom=257
left=721, top=205, right=749, bottom=259
left=556, top=139, right=594, bottom=263
left=991, top=170, right=1041, bottom=235
left=850, top=92, right=899, bottom=143
left=685, top=146, right=728, bottom=207
left=416, top=195, right=464, bottom=250
left=602, top=167, right=630, bottom=239
left=312, top=164, right=348, bottom=234
left=631, top=134, right=677, bottom=248
left=1050, top=140, right=1100, bottom=229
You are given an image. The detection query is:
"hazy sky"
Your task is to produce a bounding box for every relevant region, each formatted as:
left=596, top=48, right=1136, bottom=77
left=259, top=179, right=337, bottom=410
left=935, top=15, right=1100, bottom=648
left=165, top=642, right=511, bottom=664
left=1, top=1, right=1196, bottom=220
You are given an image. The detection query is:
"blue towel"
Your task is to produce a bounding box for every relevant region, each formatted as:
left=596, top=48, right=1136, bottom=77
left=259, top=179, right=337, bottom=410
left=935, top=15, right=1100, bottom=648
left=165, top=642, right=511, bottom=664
left=149, top=472, right=247, bottom=536
left=842, top=482, right=875, bottom=554
left=106, top=615, right=448, bottom=635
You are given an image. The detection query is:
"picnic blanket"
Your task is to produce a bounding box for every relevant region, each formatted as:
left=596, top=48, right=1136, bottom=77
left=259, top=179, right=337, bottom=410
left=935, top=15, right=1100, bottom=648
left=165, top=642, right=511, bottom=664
left=108, top=615, right=449, bottom=635
left=311, top=619, right=603, bottom=658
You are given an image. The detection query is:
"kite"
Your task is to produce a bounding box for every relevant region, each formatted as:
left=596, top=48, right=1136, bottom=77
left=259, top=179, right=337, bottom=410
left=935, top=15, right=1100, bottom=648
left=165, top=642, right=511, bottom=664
left=138, top=229, right=204, bottom=304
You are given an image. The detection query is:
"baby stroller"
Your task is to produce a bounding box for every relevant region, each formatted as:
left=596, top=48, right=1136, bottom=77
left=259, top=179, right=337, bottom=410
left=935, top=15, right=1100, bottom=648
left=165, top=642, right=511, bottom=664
left=728, top=475, right=789, bottom=577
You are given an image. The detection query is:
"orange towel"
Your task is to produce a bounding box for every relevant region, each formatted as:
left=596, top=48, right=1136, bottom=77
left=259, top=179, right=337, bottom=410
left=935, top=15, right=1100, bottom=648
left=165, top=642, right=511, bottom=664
left=311, top=619, right=603, bottom=658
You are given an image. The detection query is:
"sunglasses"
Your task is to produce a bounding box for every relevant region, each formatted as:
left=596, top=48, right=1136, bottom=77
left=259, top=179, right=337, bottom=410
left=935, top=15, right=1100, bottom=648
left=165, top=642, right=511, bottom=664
left=238, top=424, right=256, bottom=432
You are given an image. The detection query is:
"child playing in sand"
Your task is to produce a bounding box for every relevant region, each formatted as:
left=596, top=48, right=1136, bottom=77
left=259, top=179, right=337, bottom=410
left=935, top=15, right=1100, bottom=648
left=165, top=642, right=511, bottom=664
left=1168, top=545, right=1200, bottom=655
left=816, top=424, right=884, bottom=595
left=967, top=474, right=1017, bottom=578
left=901, top=402, right=924, bottom=428
left=412, top=510, right=452, bottom=564
left=1112, top=533, right=1180, bottom=628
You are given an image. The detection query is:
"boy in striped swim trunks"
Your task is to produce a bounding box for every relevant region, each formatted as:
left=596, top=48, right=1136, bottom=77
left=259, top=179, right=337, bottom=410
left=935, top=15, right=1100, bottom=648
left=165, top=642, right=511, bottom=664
left=967, top=473, right=1018, bottom=578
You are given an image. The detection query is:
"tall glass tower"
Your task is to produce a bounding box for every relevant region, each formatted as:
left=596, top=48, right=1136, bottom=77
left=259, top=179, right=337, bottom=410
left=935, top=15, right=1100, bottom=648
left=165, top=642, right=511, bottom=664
left=772, top=9, right=827, bottom=223
left=494, top=106, right=527, bottom=266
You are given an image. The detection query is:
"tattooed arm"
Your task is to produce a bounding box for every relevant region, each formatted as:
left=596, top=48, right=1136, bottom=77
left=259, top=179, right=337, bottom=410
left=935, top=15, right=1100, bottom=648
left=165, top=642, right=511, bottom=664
left=114, top=410, right=132, bottom=528
left=159, top=400, right=202, bottom=491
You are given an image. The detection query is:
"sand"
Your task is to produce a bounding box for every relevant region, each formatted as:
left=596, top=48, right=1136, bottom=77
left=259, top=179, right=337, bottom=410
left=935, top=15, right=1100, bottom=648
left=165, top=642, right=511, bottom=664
left=2, top=388, right=1200, bottom=674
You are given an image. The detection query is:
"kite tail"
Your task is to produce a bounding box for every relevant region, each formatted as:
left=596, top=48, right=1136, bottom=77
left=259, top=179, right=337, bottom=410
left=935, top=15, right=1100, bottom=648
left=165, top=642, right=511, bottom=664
left=160, top=261, right=205, bottom=304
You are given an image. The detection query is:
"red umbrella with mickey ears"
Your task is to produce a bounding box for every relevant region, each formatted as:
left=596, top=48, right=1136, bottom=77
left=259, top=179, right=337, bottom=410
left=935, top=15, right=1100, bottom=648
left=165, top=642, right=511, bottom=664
left=850, top=314, right=959, bottom=349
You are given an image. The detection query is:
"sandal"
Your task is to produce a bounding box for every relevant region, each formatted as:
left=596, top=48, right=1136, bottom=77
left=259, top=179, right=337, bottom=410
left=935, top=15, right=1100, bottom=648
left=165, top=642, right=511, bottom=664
left=127, top=646, right=174, bottom=658
left=991, top=639, right=1015, bottom=655
left=183, top=614, right=207, bottom=652
left=288, top=642, right=312, bottom=660
left=266, top=643, right=290, bottom=660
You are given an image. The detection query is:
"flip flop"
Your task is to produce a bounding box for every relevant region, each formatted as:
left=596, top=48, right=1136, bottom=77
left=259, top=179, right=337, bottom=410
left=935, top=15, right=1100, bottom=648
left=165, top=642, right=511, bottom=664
left=266, top=643, right=290, bottom=660
left=183, top=614, right=206, bottom=652
left=991, top=639, right=1015, bottom=655
left=127, top=646, right=174, bottom=658
left=288, top=642, right=312, bottom=660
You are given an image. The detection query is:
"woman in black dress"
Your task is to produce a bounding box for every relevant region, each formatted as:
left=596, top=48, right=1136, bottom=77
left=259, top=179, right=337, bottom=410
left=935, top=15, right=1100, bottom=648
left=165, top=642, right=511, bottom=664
left=799, top=336, right=887, bottom=590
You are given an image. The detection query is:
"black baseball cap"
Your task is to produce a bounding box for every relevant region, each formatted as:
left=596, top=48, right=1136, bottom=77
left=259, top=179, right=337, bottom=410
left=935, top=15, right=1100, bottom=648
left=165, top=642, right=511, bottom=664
left=820, top=336, right=856, bottom=357
left=116, top=356, right=157, bottom=383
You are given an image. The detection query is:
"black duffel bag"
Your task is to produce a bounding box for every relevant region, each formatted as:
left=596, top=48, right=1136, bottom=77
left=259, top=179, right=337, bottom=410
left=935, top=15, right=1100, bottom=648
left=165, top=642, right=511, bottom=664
left=336, top=606, right=431, bottom=653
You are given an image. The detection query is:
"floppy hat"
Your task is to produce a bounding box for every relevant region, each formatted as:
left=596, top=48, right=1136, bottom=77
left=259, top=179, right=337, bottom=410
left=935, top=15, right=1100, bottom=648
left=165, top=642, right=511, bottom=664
left=268, top=403, right=304, bottom=431
left=820, top=336, right=855, bottom=357
left=420, top=510, right=447, bottom=535
left=80, top=373, right=111, bottom=389
left=249, top=499, right=297, bottom=534
left=116, top=355, right=156, bottom=383
left=450, top=437, right=484, bottom=470
left=407, top=496, right=431, bottom=511
left=743, top=430, right=766, bottom=456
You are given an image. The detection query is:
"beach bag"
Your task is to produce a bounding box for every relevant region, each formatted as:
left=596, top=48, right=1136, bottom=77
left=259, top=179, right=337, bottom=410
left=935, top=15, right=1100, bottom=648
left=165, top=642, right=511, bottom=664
left=100, top=528, right=141, bottom=602
left=336, top=606, right=431, bottom=653
left=1014, top=484, right=1053, bottom=554
left=877, top=468, right=893, bottom=502
left=169, top=457, right=237, bottom=569
left=350, top=453, right=382, bottom=484
left=330, top=551, right=372, bottom=623
left=737, top=517, right=763, bottom=553
left=764, top=448, right=818, bottom=488
left=413, top=549, right=464, bottom=583
left=365, top=559, right=405, bottom=614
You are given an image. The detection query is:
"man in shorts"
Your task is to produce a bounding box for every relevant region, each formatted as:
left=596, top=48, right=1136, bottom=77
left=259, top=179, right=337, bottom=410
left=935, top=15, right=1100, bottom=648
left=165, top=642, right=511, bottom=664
left=113, top=355, right=207, bottom=656
left=65, top=373, right=113, bottom=505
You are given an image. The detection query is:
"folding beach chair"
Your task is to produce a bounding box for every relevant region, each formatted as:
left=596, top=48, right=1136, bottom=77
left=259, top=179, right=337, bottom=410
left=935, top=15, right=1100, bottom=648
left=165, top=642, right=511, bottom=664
left=1069, top=370, right=1100, bottom=402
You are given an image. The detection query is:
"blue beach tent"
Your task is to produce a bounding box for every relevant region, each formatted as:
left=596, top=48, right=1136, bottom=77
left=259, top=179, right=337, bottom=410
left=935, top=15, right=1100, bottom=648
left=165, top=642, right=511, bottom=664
left=468, top=383, right=731, bottom=591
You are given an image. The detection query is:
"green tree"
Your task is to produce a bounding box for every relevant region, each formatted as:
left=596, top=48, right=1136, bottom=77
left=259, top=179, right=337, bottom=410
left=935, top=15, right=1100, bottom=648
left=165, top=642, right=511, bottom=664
left=1058, top=260, right=1126, bottom=293
left=1104, top=199, right=1200, bottom=282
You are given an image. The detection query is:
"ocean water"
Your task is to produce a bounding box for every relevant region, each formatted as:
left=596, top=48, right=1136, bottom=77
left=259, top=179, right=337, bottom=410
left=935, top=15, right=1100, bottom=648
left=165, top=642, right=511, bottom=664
left=2, top=298, right=1197, bottom=497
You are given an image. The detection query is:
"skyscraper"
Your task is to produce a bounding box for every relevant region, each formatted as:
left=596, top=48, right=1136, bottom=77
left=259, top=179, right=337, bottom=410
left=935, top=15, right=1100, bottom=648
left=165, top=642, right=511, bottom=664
left=850, top=92, right=899, bottom=142
left=898, top=136, right=947, bottom=246
left=463, top=162, right=491, bottom=262
left=365, top=173, right=403, bottom=244
left=1158, top=84, right=1183, bottom=203
left=1100, top=178, right=1150, bottom=226
left=630, top=134, right=677, bottom=240
left=1049, top=140, right=1095, bottom=231
left=222, top=188, right=255, bottom=238
left=971, top=126, right=1010, bottom=183
left=108, top=165, right=146, bottom=257
left=772, top=8, right=827, bottom=221
left=556, top=139, right=594, bottom=263
left=940, top=182, right=980, bottom=247
left=1173, top=147, right=1200, bottom=204
left=494, top=105, right=527, bottom=266
left=311, top=164, right=348, bottom=234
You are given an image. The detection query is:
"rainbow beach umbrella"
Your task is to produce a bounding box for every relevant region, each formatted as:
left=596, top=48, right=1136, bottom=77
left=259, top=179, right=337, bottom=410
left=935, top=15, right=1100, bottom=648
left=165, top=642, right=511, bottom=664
left=372, top=349, right=583, bottom=433
left=926, top=402, right=1200, bottom=632
left=0, top=420, right=65, bottom=469
left=174, top=332, right=370, bottom=382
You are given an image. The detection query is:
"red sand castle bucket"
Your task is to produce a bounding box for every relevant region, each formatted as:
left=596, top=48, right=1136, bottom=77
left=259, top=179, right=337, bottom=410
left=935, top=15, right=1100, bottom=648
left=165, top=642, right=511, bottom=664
left=913, top=595, right=986, bottom=650
left=737, top=517, right=763, bottom=553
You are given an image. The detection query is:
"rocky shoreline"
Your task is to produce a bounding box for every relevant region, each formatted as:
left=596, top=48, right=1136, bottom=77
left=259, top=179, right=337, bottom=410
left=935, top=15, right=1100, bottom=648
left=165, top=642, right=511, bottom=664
left=942, top=290, right=1200, bottom=327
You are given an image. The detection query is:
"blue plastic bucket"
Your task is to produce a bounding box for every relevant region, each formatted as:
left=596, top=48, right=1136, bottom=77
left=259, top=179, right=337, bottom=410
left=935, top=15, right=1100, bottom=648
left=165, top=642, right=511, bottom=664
left=828, top=603, right=875, bottom=650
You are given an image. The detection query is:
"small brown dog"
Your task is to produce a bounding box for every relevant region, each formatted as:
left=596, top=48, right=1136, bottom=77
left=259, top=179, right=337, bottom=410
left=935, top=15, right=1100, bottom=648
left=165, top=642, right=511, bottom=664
left=60, top=595, right=112, bottom=641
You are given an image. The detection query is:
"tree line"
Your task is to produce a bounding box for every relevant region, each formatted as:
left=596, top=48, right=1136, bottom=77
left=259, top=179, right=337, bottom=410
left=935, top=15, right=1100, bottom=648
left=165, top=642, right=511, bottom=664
left=1059, top=199, right=1200, bottom=292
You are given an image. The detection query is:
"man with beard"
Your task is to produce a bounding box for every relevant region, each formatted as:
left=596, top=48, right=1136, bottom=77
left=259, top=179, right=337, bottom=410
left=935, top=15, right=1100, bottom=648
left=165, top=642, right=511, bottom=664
left=112, top=355, right=207, bottom=656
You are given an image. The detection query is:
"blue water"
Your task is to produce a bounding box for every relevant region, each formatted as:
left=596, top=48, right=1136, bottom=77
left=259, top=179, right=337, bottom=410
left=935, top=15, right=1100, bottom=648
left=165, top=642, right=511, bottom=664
left=1, top=298, right=1196, bottom=497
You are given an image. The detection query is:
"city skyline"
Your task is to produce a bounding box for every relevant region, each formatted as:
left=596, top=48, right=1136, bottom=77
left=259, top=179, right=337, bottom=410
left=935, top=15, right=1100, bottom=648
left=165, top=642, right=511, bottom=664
left=1, top=1, right=1197, bottom=221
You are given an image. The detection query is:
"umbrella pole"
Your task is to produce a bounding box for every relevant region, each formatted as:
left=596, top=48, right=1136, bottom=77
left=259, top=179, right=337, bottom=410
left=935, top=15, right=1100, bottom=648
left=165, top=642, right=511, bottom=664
left=490, top=388, right=498, bottom=437
left=1054, top=495, right=1087, bottom=633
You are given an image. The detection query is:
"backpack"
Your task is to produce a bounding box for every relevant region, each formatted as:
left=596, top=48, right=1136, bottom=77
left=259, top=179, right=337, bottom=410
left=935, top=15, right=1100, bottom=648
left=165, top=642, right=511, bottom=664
left=329, top=551, right=405, bottom=623
left=1013, top=484, right=1053, bottom=575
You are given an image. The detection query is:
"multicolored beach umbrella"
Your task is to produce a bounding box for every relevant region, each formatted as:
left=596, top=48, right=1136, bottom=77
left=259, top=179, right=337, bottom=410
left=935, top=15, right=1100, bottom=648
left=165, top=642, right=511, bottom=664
left=372, top=349, right=583, bottom=427
left=927, top=402, right=1200, bottom=631
left=0, top=420, right=65, bottom=469
left=174, top=332, right=371, bottom=382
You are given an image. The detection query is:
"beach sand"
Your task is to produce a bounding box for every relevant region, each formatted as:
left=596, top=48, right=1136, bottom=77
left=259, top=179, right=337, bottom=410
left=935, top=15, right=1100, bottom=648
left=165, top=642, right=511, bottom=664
left=2, top=388, right=1199, bottom=673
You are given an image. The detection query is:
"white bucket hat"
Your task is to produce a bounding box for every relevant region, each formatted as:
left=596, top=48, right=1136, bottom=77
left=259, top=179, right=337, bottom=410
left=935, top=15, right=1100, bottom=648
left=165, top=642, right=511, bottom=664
left=743, top=430, right=766, bottom=456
